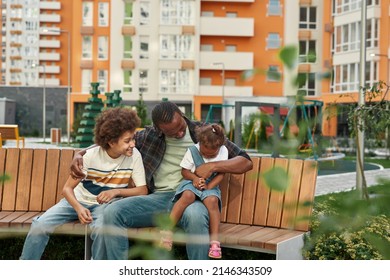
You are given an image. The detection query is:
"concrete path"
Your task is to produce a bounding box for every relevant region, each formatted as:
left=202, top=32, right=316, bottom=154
left=2, top=137, right=390, bottom=196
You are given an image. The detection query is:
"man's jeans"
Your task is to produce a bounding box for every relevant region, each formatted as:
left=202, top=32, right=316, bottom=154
left=103, top=191, right=210, bottom=260
left=20, top=198, right=107, bottom=260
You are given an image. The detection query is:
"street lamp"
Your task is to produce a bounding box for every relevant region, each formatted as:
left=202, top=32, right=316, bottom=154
left=212, top=62, right=225, bottom=124
left=32, top=63, right=46, bottom=143
left=370, top=52, right=390, bottom=158
left=43, top=28, right=71, bottom=145
left=212, top=62, right=225, bottom=104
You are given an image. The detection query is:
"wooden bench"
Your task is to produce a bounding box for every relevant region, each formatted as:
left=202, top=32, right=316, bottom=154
left=0, top=125, right=25, bottom=148
left=0, top=148, right=318, bottom=260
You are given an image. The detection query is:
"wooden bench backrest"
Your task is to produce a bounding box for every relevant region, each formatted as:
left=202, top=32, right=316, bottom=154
left=0, top=149, right=317, bottom=232
left=0, top=125, right=20, bottom=140
left=0, top=148, right=75, bottom=212
left=220, top=157, right=317, bottom=232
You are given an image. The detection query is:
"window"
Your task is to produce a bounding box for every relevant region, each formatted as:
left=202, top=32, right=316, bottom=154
left=82, top=70, right=92, bottom=93
left=124, top=1, right=133, bottom=25
left=266, top=33, right=281, bottom=49
left=160, top=35, right=194, bottom=59
left=366, top=18, right=379, bottom=48
left=124, top=36, right=133, bottom=59
left=98, top=2, right=109, bottom=27
left=334, top=22, right=360, bottom=53
left=160, top=69, right=190, bottom=94
left=161, top=0, right=194, bottom=25
left=98, top=70, right=108, bottom=93
left=140, top=36, right=149, bottom=59
left=298, top=73, right=316, bottom=96
left=268, top=0, right=282, bottom=16
left=98, top=36, right=108, bottom=60
left=267, top=65, right=281, bottom=82
left=331, top=62, right=378, bottom=93
left=225, top=45, right=236, bottom=52
left=299, top=7, right=316, bottom=29
left=200, top=44, right=213, bottom=51
left=82, top=1, right=93, bottom=26
left=123, top=70, right=132, bottom=93
left=299, top=40, right=316, bottom=63
left=200, top=77, right=211, bottom=85
left=226, top=12, right=237, bottom=18
left=82, top=36, right=92, bottom=59
left=139, top=70, right=148, bottom=94
left=140, top=1, right=150, bottom=25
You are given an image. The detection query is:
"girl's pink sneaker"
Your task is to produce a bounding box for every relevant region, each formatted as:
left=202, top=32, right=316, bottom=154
left=208, top=241, right=222, bottom=259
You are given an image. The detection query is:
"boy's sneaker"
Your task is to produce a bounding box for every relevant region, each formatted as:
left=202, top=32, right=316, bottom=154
left=159, top=230, right=173, bottom=251
left=208, top=241, right=222, bottom=259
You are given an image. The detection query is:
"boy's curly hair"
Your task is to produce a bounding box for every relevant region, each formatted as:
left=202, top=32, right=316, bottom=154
left=94, top=107, right=141, bottom=150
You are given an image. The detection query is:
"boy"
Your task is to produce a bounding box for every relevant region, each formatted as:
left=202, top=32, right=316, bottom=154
left=20, top=107, right=147, bottom=260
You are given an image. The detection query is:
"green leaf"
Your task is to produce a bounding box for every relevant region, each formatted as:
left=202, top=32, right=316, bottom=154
left=261, top=166, right=290, bottom=192
left=278, top=46, right=298, bottom=70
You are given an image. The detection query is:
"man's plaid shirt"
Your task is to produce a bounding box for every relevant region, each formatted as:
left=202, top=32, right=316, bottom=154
left=134, top=116, right=251, bottom=193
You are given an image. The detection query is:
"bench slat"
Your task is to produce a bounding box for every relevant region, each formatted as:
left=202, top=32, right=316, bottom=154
left=10, top=211, right=41, bottom=227
left=56, top=149, right=75, bottom=202
left=0, top=211, right=27, bottom=226
left=16, top=149, right=34, bottom=211
left=237, top=227, right=279, bottom=247
left=280, top=159, right=304, bottom=229
left=225, top=173, right=245, bottom=224
left=222, top=224, right=264, bottom=245
left=2, top=149, right=20, bottom=211
left=295, top=160, right=317, bottom=231
left=0, top=148, right=6, bottom=202
left=253, top=157, right=274, bottom=226
left=29, top=149, right=48, bottom=211
left=263, top=230, right=304, bottom=251
left=266, top=158, right=288, bottom=227
left=239, top=157, right=261, bottom=225
left=42, top=150, right=61, bottom=210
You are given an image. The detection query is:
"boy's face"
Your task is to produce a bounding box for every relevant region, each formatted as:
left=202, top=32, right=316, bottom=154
left=107, top=130, right=136, bottom=158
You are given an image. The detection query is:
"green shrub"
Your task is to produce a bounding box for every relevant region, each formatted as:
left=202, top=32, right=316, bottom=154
left=303, top=186, right=390, bottom=260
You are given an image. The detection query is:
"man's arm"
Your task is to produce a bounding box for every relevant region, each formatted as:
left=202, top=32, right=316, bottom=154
left=70, top=144, right=97, bottom=179
left=195, top=156, right=252, bottom=179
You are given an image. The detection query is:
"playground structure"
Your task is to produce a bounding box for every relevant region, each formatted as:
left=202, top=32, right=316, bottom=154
left=231, top=100, right=346, bottom=161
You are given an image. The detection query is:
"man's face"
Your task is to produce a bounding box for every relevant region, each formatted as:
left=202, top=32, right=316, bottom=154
left=158, top=112, right=187, bottom=139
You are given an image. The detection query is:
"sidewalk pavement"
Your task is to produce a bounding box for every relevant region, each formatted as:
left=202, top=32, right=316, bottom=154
left=2, top=138, right=390, bottom=197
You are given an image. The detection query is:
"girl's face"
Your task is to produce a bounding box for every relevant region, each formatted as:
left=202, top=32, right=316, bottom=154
left=199, top=143, right=220, bottom=159
left=107, top=130, right=136, bottom=159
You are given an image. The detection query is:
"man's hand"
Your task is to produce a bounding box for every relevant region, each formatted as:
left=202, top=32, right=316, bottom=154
left=195, top=162, right=215, bottom=179
left=70, top=150, right=86, bottom=180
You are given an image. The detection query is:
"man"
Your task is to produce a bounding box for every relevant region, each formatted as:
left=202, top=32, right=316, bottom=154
left=70, top=101, right=253, bottom=259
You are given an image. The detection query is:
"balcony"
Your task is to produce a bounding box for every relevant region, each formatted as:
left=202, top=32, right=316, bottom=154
left=199, top=85, right=253, bottom=98
left=39, top=14, right=61, bottom=23
left=39, top=78, right=60, bottom=86
left=39, top=39, right=60, bottom=48
left=40, top=1, right=61, bottom=10
left=200, top=51, right=253, bottom=70
left=39, top=52, right=60, bottom=61
left=200, top=17, right=254, bottom=37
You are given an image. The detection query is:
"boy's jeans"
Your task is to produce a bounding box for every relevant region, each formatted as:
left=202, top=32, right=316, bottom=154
left=20, top=198, right=107, bottom=260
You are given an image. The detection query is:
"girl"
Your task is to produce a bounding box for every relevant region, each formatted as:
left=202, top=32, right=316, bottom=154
left=161, top=123, right=228, bottom=259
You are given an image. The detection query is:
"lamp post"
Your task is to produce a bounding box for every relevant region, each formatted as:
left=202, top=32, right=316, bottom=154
left=32, top=63, right=46, bottom=143
left=357, top=0, right=367, bottom=197
left=370, top=53, right=390, bottom=158
left=212, top=62, right=225, bottom=124
left=43, top=28, right=71, bottom=144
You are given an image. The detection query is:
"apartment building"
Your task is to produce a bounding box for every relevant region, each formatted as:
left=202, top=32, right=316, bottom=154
left=1, top=0, right=388, bottom=139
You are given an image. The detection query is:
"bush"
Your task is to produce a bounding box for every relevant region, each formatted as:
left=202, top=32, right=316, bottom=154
left=304, top=215, right=390, bottom=260
left=303, top=185, right=390, bottom=260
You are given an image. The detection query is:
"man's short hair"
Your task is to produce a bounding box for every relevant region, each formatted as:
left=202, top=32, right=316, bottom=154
left=151, top=101, right=182, bottom=128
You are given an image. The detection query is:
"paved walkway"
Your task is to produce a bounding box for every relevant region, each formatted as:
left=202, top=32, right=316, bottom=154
left=2, top=138, right=390, bottom=196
